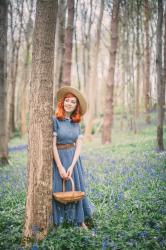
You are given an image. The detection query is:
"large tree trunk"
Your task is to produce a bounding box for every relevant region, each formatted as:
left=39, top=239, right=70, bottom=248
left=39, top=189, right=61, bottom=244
left=144, top=0, right=151, bottom=124
left=156, top=0, right=164, bottom=151
left=102, top=0, right=120, bottom=144
left=23, top=0, right=57, bottom=242
left=61, top=0, right=75, bottom=86
left=0, top=0, right=8, bottom=165
left=84, top=0, right=104, bottom=140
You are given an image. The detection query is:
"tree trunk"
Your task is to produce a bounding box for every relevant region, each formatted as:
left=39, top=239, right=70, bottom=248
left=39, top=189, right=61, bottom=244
left=74, top=0, right=81, bottom=90
left=102, top=0, right=120, bottom=144
left=54, top=0, right=66, bottom=90
left=144, top=0, right=151, bottom=124
left=23, top=0, right=57, bottom=242
left=61, top=0, right=75, bottom=86
left=120, top=19, right=127, bottom=131
left=163, top=6, right=166, bottom=116
left=8, top=1, right=24, bottom=135
left=85, top=0, right=104, bottom=140
left=0, top=0, right=8, bottom=165
left=20, top=3, right=34, bottom=137
left=20, top=42, right=31, bottom=136
left=156, top=0, right=164, bottom=151
left=135, top=0, right=141, bottom=118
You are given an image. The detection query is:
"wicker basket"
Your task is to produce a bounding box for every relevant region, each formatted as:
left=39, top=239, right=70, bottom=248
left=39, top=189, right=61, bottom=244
left=53, top=176, right=85, bottom=204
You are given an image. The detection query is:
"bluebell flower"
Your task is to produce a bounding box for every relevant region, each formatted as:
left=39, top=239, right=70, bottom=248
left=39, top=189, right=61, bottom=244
left=137, top=231, right=148, bottom=238
left=102, top=237, right=109, bottom=250
left=31, top=243, right=39, bottom=250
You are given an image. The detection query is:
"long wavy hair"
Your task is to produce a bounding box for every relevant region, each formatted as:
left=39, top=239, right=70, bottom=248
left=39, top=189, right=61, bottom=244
left=55, top=93, right=82, bottom=123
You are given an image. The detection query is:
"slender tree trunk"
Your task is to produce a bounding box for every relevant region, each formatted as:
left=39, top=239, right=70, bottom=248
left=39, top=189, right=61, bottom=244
left=163, top=6, right=166, bottom=114
left=0, top=0, right=8, bottom=165
left=85, top=0, right=104, bottom=140
left=23, top=0, right=57, bottom=243
left=156, top=0, right=164, bottom=151
left=81, top=1, right=92, bottom=92
left=20, top=42, right=31, bottom=136
left=62, top=0, right=74, bottom=86
left=54, top=0, right=66, bottom=90
left=20, top=2, right=34, bottom=136
left=102, top=0, right=120, bottom=144
left=128, top=1, right=137, bottom=133
left=74, top=0, right=81, bottom=90
left=144, top=0, right=151, bottom=124
left=9, top=1, right=24, bottom=134
left=135, top=0, right=141, bottom=117
left=120, top=17, right=127, bottom=130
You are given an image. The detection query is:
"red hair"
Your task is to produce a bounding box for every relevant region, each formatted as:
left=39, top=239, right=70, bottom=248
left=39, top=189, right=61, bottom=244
left=55, top=93, right=82, bottom=123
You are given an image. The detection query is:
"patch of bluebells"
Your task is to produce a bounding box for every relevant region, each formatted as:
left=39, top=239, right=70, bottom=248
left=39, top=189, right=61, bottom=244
left=0, top=139, right=165, bottom=249
left=0, top=166, right=27, bottom=198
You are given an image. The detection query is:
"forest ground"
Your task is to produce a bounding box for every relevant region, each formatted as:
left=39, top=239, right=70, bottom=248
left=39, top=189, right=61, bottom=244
left=0, top=112, right=166, bottom=250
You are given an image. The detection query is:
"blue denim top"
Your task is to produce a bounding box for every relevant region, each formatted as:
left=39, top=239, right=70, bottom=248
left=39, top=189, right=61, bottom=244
left=52, top=116, right=82, bottom=144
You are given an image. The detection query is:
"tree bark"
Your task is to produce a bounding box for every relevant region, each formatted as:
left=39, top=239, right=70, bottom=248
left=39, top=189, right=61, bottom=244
left=54, top=0, right=66, bottom=90
left=8, top=1, right=24, bottom=135
left=163, top=5, right=166, bottom=117
left=20, top=1, right=34, bottom=137
left=0, top=0, right=8, bottom=165
left=85, top=0, right=104, bottom=140
left=23, top=0, right=57, bottom=242
left=20, top=42, right=31, bottom=137
left=135, top=0, right=141, bottom=118
left=102, top=0, right=120, bottom=144
left=144, top=0, right=151, bottom=124
left=156, top=0, right=164, bottom=151
left=61, top=0, right=75, bottom=86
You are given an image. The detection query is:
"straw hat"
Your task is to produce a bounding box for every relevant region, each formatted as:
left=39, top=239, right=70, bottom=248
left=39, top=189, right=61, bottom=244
left=56, top=86, right=87, bottom=115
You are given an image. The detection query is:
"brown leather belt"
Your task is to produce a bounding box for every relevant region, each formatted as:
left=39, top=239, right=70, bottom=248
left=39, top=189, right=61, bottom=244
left=56, top=143, right=75, bottom=149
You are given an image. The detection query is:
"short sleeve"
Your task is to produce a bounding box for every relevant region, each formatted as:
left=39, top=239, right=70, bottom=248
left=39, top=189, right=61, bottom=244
left=77, top=124, right=84, bottom=140
left=52, top=116, right=58, bottom=137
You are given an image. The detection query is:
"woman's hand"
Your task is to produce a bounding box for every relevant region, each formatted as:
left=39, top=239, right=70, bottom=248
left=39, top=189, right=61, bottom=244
left=66, top=166, right=74, bottom=179
left=59, top=166, right=67, bottom=179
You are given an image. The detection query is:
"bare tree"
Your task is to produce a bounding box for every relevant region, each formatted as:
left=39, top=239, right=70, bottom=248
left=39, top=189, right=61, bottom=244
left=102, top=0, right=120, bottom=144
left=0, top=0, right=8, bottom=165
left=156, top=0, right=164, bottom=151
left=8, top=0, right=24, bottom=134
left=144, top=0, right=151, bottom=124
left=85, top=0, right=104, bottom=140
left=61, top=0, right=75, bottom=86
left=20, top=0, right=34, bottom=136
left=135, top=0, right=141, bottom=118
left=54, top=0, right=66, bottom=90
left=163, top=3, right=166, bottom=116
left=23, top=0, right=58, bottom=243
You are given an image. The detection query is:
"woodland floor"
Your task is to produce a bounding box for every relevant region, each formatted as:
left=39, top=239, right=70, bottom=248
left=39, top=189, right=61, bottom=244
left=0, top=112, right=166, bottom=250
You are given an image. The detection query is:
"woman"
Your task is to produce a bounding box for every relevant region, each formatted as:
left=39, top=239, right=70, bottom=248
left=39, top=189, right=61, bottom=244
left=52, top=86, right=94, bottom=228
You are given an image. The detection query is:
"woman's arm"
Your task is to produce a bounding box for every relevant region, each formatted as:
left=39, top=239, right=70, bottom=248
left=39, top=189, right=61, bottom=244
left=66, top=136, right=83, bottom=178
left=53, top=136, right=67, bottom=179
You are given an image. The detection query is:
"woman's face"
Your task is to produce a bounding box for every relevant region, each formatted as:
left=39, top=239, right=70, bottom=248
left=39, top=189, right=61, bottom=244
left=64, top=96, right=77, bottom=114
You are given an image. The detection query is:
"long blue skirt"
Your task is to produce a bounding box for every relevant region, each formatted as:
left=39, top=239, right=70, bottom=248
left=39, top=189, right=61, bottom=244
left=52, top=147, right=95, bottom=226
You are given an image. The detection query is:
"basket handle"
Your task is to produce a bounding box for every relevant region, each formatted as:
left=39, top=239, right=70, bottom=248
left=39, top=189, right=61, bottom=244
left=62, top=176, right=75, bottom=192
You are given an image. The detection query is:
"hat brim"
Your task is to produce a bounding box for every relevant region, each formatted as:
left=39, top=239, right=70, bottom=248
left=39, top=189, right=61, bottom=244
left=57, top=86, right=87, bottom=115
